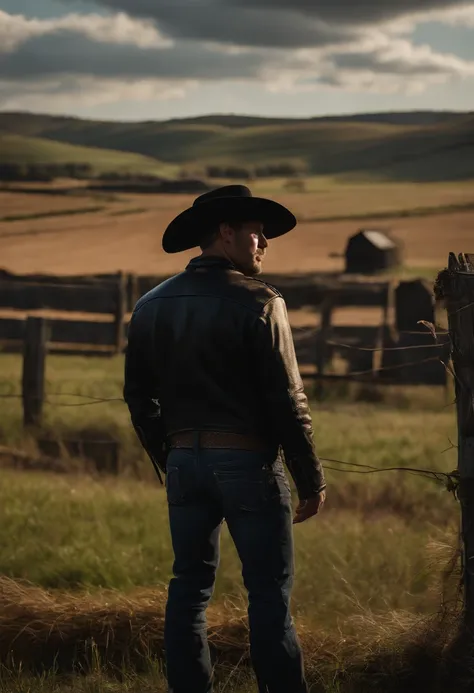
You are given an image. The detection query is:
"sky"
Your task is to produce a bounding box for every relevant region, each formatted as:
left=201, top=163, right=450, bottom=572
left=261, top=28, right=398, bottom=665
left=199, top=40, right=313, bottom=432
left=1, top=0, right=474, bottom=121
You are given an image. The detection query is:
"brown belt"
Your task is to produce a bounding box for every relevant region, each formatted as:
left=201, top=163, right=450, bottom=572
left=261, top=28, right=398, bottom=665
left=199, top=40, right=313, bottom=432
left=167, top=430, right=269, bottom=452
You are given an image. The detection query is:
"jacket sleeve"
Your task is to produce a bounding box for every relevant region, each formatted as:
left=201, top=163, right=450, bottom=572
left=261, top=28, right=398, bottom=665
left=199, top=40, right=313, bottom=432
left=123, top=311, right=167, bottom=481
left=255, top=296, right=326, bottom=500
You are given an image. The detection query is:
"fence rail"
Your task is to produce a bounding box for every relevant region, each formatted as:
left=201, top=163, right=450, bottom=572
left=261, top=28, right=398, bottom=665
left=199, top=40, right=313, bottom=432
left=0, top=268, right=392, bottom=312
left=0, top=268, right=449, bottom=418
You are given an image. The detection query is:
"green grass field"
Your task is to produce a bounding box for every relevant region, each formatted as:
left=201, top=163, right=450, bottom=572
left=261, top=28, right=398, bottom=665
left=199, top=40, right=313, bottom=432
left=1, top=111, right=473, bottom=181
left=0, top=108, right=472, bottom=690
left=0, top=352, right=464, bottom=691
left=0, top=135, right=179, bottom=178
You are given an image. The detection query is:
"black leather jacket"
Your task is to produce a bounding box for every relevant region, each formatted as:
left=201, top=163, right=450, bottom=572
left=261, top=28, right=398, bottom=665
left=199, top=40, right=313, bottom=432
left=123, top=255, right=326, bottom=500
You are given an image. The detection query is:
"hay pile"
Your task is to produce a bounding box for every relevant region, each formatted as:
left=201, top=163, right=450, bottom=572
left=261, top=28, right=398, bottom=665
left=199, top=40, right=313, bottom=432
left=0, top=577, right=251, bottom=673
left=0, top=576, right=471, bottom=691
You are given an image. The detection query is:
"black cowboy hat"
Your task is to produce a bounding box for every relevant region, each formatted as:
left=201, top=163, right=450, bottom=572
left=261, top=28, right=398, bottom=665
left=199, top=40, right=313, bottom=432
left=162, top=185, right=296, bottom=253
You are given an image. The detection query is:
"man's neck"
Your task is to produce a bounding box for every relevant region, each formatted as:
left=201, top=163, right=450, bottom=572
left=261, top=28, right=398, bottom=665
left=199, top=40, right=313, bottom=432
left=200, top=248, right=228, bottom=260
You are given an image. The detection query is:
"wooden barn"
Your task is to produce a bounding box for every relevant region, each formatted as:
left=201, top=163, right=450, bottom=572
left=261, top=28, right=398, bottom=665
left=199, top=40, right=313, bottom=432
left=345, top=229, right=400, bottom=274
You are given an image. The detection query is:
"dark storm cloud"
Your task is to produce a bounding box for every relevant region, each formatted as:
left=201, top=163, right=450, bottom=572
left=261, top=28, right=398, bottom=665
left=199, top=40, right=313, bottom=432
left=73, top=1, right=363, bottom=48
left=80, top=0, right=474, bottom=47
left=2, top=0, right=473, bottom=106
left=0, top=31, right=270, bottom=80
left=229, top=0, right=472, bottom=23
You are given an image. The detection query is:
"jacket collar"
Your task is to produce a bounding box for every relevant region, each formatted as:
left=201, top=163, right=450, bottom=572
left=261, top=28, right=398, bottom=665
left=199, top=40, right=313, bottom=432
left=186, top=255, right=237, bottom=272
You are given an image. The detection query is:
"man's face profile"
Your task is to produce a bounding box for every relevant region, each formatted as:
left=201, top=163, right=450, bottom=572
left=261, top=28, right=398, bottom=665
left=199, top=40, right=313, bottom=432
left=221, top=220, right=268, bottom=276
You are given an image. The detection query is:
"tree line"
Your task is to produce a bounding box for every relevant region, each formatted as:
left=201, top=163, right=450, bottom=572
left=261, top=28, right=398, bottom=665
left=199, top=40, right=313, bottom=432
left=0, top=159, right=307, bottom=183
left=0, top=163, right=92, bottom=181
left=204, top=161, right=307, bottom=179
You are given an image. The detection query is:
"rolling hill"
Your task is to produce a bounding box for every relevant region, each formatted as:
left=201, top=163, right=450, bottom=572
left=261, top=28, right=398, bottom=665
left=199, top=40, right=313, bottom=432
left=0, top=134, right=179, bottom=177
left=0, top=110, right=473, bottom=181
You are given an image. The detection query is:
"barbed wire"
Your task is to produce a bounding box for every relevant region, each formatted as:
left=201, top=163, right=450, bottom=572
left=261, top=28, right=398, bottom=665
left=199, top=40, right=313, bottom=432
left=0, top=401, right=460, bottom=495
left=319, top=457, right=459, bottom=497
left=343, top=354, right=441, bottom=377
left=0, top=392, right=121, bottom=402
left=292, top=327, right=450, bottom=337
left=326, top=340, right=449, bottom=352
left=321, top=455, right=452, bottom=481
left=0, top=393, right=123, bottom=406
left=0, top=353, right=446, bottom=407
left=0, top=338, right=458, bottom=493
left=454, top=300, right=474, bottom=314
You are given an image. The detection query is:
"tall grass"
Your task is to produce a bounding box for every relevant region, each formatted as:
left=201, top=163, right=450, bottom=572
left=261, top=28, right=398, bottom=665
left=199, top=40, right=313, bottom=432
left=0, top=354, right=458, bottom=466
left=0, top=569, right=466, bottom=692
left=0, top=470, right=457, bottom=613
left=0, top=353, right=466, bottom=691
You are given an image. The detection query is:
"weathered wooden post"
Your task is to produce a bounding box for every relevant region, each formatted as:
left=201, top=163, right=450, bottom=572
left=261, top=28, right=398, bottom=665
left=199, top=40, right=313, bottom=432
left=114, top=271, right=127, bottom=354
left=126, top=273, right=140, bottom=312
left=22, top=317, right=50, bottom=427
left=315, top=294, right=334, bottom=399
left=373, top=280, right=393, bottom=376
left=435, top=252, right=474, bottom=627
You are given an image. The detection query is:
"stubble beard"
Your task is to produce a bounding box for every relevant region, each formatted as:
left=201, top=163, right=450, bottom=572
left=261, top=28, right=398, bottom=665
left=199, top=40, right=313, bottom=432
left=248, top=256, right=263, bottom=276
left=235, top=251, right=264, bottom=277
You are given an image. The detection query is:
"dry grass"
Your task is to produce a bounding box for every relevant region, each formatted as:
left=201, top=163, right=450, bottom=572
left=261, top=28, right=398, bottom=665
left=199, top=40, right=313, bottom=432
left=0, top=364, right=467, bottom=692
left=0, top=570, right=470, bottom=692
left=0, top=180, right=473, bottom=276
left=0, top=464, right=464, bottom=691
left=0, top=192, right=112, bottom=219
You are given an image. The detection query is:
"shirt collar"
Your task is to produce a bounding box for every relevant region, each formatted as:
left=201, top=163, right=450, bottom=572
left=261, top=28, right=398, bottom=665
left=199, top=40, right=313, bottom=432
left=185, top=255, right=238, bottom=272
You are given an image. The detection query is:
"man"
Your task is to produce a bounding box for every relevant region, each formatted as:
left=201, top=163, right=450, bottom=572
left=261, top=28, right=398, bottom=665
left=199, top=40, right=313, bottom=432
left=123, top=185, right=326, bottom=693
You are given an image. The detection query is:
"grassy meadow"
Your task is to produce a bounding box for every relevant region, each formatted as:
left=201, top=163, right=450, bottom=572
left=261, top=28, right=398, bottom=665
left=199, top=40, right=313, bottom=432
left=0, top=149, right=473, bottom=687
left=0, top=351, right=465, bottom=691
left=0, top=134, right=180, bottom=178
left=1, top=110, right=473, bottom=181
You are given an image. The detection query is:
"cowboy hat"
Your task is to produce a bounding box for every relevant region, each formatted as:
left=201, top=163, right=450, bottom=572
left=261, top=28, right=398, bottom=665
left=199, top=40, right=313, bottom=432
left=162, top=185, right=296, bottom=253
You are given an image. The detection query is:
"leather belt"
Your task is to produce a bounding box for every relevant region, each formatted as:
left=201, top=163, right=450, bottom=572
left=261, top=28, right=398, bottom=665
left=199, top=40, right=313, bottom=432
left=167, top=430, right=269, bottom=452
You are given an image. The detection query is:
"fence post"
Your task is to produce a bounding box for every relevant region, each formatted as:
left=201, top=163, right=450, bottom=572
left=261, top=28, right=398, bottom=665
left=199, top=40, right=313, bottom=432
left=126, top=273, right=139, bottom=313
left=315, top=295, right=334, bottom=399
left=435, top=252, right=474, bottom=628
left=373, top=280, right=393, bottom=376
left=114, top=271, right=127, bottom=354
left=22, top=317, right=49, bottom=427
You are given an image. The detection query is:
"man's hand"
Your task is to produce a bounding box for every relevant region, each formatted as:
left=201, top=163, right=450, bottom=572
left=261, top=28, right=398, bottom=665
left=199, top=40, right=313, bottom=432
left=293, top=490, right=326, bottom=524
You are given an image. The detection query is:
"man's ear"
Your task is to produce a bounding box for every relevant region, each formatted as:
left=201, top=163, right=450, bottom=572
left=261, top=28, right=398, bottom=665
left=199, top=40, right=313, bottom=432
left=219, top=221, right=233, bottom=244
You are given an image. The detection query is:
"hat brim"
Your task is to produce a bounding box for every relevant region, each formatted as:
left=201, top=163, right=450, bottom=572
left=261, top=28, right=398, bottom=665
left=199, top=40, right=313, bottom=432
left=162, top=196, right=296, bottom=253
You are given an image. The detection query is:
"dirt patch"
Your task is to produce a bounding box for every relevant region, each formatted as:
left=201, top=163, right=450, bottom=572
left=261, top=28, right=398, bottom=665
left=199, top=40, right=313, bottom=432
left=0, top=189, right=471, bottom=276
left=0, top=183, right=471, bottom=276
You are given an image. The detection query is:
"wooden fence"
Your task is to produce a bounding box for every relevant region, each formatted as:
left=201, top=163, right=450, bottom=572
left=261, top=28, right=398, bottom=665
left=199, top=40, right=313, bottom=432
left=0, top=268, right=450, bottom=395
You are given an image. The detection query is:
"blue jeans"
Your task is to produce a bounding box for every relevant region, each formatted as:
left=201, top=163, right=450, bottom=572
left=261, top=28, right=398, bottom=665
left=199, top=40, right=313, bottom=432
left=163, top=444, right=308, bottom=693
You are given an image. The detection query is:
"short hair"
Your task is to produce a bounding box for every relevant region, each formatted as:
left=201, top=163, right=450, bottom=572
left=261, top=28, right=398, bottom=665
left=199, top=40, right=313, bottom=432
left=199, top=220, right=243, bottom=251
left=199, top=226, right=219, bottom=251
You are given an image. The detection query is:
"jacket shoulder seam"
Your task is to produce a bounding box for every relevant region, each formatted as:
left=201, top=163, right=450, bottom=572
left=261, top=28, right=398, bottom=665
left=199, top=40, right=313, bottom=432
left=249, top=277, right=283, bottom=298
left=133, top=292, right=278, bottom=317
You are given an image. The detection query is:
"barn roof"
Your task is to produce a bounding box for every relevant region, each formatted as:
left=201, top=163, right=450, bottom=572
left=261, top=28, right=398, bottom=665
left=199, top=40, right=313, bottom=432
left=358, top=229, right=397, bottom=250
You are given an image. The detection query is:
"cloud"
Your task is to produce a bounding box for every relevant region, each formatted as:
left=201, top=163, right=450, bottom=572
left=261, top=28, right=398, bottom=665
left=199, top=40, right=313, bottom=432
left=0, top=9, right=279, bottom=109
left=230, top=0, right=474, bottom=23
left=260, top=40, right=474, bottom=98
left=106, top=5, right=355, bottom=50
left=2, top=1, right=474, bottom=112
left=410, top=3, right=474, bottom=26
left=61, top=1, right=372, bottom=49
left=84, top=0, right=474, bottom=46
left=0, top=31, right=272, bottom=81
left=330, top=41, right=474, bottom=78
left=0, top=75, right=196, bottom=112
left=0, top=9, right=171, bottom=53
